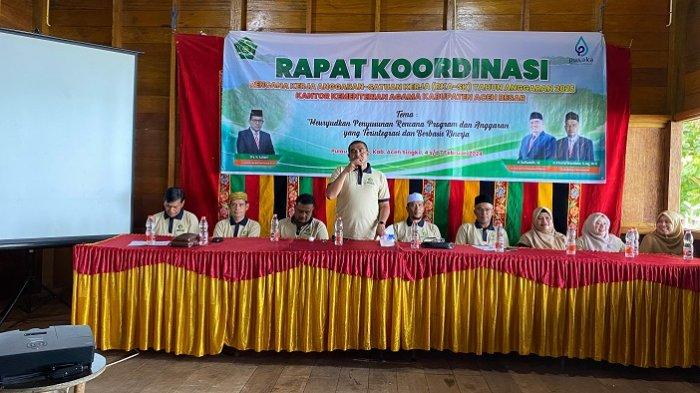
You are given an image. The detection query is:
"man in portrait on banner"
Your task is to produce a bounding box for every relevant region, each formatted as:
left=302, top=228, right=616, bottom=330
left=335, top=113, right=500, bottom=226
left=236, top=109, right=276, bottom=155
left=554, top=112, right=594, bottom=162
left=518, top=112, right=556, bottom=160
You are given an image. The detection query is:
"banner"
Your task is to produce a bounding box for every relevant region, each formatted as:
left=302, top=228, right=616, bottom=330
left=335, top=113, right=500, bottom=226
left=222, top=31, right=607, bottom=183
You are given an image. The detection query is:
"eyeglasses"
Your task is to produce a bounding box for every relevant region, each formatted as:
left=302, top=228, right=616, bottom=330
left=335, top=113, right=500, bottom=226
left=349, top=148, right=367, bottom=154
left=250, top=118, right=264, bottom=123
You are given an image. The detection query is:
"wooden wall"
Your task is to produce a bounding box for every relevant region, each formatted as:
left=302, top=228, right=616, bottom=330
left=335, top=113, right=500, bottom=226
left=678, top=0, right=700, bottom=119
left=0, top=0, right=32, bottom=30
left=0, top=0, right=695, bottom=231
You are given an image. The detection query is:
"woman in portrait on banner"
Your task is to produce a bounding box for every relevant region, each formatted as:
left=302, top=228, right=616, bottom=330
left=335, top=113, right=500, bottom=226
left=517, top=207, right=567, bottom=250
left=639, top=210, right=685, bottom=255
left=576, top=212, right=624, bottom=252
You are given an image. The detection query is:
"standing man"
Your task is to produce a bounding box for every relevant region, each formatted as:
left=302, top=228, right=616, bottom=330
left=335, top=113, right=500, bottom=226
left=236, top=109, right=276, bottom=155
left=278, top=193, right=329, bottom=240
left=518, top=112, right=556, bottom=160
left=393, top=193, right=441, bottom=242
left=555, top=112, right=594, bottom=161
left=213, top=192, right=261, bottom=237
left=151, top=187, right=199, bottom=236
left=455, top=194, right=508, bottom=246
left=325, top=140, right=390, bottom=240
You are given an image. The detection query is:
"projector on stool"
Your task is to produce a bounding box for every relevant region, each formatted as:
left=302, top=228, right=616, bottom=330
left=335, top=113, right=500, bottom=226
left=0, top=325, right=95, bottom=388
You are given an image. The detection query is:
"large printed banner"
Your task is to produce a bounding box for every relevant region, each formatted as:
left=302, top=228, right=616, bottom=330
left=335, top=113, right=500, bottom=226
left=221, top=31, right=607, bottom=183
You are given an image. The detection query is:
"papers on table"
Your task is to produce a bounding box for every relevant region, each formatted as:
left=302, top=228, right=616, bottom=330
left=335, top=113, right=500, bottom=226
left=128, top=240, right=171, bottom=247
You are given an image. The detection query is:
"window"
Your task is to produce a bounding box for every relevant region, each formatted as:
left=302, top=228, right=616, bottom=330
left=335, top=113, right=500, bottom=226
left=681, top=119, right=700, bottom=228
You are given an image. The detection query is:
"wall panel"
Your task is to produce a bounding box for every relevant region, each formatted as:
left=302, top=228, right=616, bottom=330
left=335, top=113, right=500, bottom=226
left=0, top=0, right=33, bottom=30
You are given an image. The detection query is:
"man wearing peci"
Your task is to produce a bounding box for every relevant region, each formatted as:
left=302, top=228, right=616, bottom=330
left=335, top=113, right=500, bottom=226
left=213, top=192, right=261, bottom=237
left=325, top=140, right=391, bottom=240
left=455, top=194, right=508, bottom=246
left=555, top=112, right=594, bottom=162
left=236, top=109, right=276, bottom=155
left=518, top=112, right=556, bottom=160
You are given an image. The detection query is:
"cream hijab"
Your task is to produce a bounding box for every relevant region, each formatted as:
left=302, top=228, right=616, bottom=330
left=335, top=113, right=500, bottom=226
left=517, top=207, right=567, bottom=250
left=577, top=212, right=624, bottom=252
left=639, top=211, right=684, bottom=255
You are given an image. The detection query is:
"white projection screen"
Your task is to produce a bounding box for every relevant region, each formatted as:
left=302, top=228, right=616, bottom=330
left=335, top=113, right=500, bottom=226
left=0, top=29, right=137, bottom=248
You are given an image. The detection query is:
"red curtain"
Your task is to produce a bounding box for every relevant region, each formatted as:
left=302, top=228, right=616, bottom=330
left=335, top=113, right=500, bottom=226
left=579, top=45, right=631, bottom=234
left=176, top=34, right=224, bottom=226
left=176, top=34, right=631, bottom=235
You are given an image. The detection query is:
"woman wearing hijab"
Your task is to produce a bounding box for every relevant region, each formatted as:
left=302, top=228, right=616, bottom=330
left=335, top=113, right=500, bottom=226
left=576, top=212, right=625, bottom=252
left=517, top=207, right=567, bottom=250
left=639, top=210, right=685, bottom=255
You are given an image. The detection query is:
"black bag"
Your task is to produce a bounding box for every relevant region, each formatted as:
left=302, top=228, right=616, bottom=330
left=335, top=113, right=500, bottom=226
left=169, top=233, right=200, bottom=248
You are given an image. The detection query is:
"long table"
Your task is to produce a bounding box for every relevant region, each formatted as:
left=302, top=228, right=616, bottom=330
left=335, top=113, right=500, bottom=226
left=72, top=234, right=700, bottom=368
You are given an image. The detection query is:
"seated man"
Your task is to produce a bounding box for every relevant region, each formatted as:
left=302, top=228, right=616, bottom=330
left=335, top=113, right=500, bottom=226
left=278, top=193, right=329, bottom=240
left=213, top=192, right=261, bottom=237
left=455, top=194, right=509, bottom=246
left=393, top=193, right=441, bottom=242
left=151, top=187, right=199, bottom=236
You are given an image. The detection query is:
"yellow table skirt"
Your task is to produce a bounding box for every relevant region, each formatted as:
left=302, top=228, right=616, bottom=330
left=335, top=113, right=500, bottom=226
left=72, top=262, right=700, bottom=368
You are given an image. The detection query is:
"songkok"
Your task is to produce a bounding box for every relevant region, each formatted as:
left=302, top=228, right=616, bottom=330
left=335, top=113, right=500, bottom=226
left=407, top=192, right=424, bottom=204
left=474, top=194, right=492, bottom=207
left=250, top=109, right=263, bottom=117
left=229, top=192, right=248, bottom=202
left=529, top=112, right=543, bottom=120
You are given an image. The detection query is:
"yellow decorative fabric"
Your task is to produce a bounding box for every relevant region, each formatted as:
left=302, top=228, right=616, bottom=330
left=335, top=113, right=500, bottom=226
left=73, top=263, right=700, bottom=368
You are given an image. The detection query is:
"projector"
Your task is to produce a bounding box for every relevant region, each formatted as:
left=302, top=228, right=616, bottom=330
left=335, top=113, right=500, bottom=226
left=0, top=325, right=95, bottom=387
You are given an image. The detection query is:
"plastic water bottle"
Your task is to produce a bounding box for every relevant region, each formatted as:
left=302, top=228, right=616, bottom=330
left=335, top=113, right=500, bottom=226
left=494, top=223, right=505, bottom=253
left=683, top=229, right=694, bottom=260
left=334, top=216, right=343, bottom=246
left=625, top=228, right=635, bottom=258
left=270, top=214, right=279, bottom=242
left=566, top=225, right=577, bottom=256
left=410, top=221, right=421, bottom=249
left=632, top=228, right=639, bottom=256
left=145, top=215, right=156, bottom=245
left=199, top=216, right=208, bottom=245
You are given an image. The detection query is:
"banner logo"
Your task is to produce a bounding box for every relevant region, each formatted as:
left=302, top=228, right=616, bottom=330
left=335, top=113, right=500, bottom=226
left=234, top=37, right=257, bottom=60
left=575, top=36, right=589, bottom=57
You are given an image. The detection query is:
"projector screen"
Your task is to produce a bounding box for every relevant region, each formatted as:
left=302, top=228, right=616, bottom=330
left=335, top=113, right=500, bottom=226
left=0, top=29, right=137, bottom=248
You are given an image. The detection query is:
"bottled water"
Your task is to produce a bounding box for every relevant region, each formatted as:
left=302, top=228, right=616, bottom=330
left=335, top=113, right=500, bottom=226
left=145, top=215, right=156, bottom=245
left=624, top=228, right=635, bottom=258
left=270, top=214, right=279, bottom=242
left=494, top=223, right=505, bottom=253
left=410, top=221, right=420, bottom=249
left=683, top=229, right=694, bottom=260
left=334, top=216, right=343, bottom=246
left=566, top=225, right=577, bottom=256
left=632, top=228, right=639, bottom=256
left=199, top=216, right=208, bottom=246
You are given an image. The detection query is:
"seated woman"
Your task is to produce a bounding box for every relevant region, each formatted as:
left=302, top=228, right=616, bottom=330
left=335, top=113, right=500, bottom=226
left=639, top=210, right=684, bottom=255
left=517, top=207, right=566, bottom=250
left=576, top=212, right=624, bottom=252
